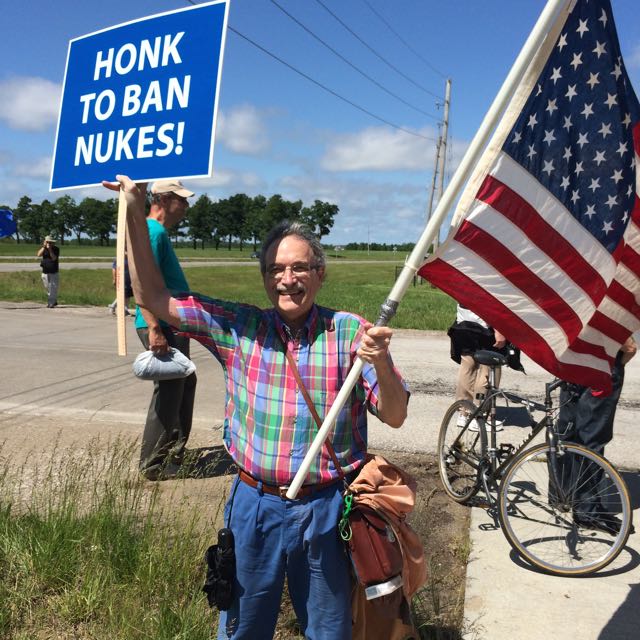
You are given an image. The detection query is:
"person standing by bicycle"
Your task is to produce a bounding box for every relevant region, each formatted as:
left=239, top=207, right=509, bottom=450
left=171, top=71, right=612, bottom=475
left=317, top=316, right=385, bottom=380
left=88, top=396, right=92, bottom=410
left=556, top=336, right=637, bottom=535
left=447, top=304, right=521, bottom=430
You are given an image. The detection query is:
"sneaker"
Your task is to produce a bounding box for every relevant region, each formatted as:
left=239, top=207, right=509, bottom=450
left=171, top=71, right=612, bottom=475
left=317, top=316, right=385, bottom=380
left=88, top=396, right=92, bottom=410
left=469, top=418, right=504, bottom=433
left=456, top=413, right=469, bottom=427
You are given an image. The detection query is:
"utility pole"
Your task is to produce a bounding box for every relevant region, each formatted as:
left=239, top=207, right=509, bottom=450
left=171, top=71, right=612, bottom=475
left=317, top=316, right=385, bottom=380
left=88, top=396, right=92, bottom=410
left=424, top=78, right=452, bottom=255
left=434, top=78, right=452, bottom=251
left=425, top=131, right=441, bottom=229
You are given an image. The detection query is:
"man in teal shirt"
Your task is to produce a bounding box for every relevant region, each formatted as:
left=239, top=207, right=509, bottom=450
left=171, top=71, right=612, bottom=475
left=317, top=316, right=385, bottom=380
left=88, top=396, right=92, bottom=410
left=135, top=179, right=196, bottom=480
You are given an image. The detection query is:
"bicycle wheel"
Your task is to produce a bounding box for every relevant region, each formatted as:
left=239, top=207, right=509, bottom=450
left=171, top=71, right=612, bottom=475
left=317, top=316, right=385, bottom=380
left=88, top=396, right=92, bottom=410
left=438, top=400, right=485, bottom=502
left=498, top=442, right=632, bottom=576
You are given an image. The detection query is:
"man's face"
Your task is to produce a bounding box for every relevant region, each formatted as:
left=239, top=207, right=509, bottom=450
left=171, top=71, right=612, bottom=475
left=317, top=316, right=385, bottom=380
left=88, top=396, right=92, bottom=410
left=263, top=235, right=324, bottom=329
left=163, top=193, right=189, bottom=227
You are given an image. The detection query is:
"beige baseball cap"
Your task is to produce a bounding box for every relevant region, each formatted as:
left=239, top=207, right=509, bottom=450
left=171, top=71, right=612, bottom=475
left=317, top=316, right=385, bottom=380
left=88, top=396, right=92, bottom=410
left=151, top=179, right=194, bottom=199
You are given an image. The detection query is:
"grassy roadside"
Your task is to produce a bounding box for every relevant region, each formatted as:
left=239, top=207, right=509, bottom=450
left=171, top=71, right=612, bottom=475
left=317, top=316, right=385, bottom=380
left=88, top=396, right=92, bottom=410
left=0, top=242, right=413, bottom=262
left=0, top=438, right=469, bottom=640
left=0, top=263, right=455, bottom=330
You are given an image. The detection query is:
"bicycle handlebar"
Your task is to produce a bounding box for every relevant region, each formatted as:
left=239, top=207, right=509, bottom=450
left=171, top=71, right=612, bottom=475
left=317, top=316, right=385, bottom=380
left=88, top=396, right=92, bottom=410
left=545, top=378, right=564, bottom=401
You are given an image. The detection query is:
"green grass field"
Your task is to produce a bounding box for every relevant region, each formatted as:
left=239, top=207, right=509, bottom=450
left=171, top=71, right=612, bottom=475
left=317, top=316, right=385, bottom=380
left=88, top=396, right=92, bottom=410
left=0, top=240, right=413, bottom=262
left=0, top=262, right=454, bottom=331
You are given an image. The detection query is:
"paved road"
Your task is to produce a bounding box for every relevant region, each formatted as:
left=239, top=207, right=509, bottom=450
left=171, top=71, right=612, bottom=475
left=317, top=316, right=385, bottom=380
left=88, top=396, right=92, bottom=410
left=1, top=301, right=639, bottom=639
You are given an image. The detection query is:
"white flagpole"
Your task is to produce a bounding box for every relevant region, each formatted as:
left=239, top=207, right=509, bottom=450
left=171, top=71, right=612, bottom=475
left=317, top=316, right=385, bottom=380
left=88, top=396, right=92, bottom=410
left=287, top=0, right=572, bottom=499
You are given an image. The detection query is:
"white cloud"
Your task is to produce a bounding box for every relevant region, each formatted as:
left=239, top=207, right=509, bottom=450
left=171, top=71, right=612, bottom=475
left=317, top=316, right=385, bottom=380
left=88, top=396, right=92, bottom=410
left=0, top=76, right=61, bottom=132
left=183, top=168, right=266, bottom=197
left=217, top=105, right=270, bottom=155
left=321, top=126, right=438, bottom=172
left=13, top=155, right=52, bottom=180
left=279, top=172, right=428, bottom=244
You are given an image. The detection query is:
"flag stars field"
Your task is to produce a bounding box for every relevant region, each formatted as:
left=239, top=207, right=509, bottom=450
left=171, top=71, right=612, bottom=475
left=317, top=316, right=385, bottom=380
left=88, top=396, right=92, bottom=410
left=503, top=6, right=637, bottom=252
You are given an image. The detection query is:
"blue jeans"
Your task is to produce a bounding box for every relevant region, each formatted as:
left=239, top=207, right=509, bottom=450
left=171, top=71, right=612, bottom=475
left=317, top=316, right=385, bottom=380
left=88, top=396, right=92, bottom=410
left=217, top=477, right=351, bottom=640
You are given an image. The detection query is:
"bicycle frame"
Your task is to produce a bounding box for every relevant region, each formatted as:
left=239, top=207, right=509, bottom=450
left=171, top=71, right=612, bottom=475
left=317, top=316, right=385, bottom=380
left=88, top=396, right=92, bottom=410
left=472, top=371, right=566, bottom=497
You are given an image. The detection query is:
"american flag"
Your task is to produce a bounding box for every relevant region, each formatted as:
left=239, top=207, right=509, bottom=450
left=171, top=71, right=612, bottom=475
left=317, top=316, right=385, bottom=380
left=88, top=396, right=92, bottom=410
left=419, top=0, right=640, bottom=393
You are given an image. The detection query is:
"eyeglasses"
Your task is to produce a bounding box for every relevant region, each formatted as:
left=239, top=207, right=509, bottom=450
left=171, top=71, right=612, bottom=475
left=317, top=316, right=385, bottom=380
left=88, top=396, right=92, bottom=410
left=266, top=263, right=318, bottom=280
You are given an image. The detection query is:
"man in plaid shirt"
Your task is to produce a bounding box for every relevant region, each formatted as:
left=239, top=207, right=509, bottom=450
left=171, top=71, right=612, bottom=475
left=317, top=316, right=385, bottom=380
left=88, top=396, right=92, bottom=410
left=106, top=175, right=409, bottom=639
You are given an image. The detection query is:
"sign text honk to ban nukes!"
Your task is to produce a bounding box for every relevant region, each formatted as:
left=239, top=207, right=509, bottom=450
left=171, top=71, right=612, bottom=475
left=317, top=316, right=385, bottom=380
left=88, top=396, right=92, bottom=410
left=76, top=33, right=190, bottom=166
left=51, top=1, right=229, bottom=191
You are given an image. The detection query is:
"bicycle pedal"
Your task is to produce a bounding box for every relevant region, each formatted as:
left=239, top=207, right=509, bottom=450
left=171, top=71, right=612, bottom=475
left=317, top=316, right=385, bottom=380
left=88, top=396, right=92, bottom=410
left=498, top=443, right=515, bottom=459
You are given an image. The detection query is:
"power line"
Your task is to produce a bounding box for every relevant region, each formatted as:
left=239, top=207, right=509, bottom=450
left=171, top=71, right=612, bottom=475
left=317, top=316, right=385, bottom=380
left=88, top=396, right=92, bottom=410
left=184, top=0, right=435, bottom=140
left=227, top=26, right=436, bottom=141
left=313, top=0, right=443, bottom=101
left=268, top=0, right=439, bottom=120
left=361, top=0, right=447, bottom=80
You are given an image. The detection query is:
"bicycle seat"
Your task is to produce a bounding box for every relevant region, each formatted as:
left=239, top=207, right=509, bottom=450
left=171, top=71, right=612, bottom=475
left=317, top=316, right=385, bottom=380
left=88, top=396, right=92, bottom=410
left=473, top=350, right=508, bottom=367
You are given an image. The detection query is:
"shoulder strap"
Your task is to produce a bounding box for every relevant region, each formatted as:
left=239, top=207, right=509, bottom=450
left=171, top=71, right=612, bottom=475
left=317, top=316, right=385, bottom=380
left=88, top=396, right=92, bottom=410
left=283, top=348, right=345, bottom=480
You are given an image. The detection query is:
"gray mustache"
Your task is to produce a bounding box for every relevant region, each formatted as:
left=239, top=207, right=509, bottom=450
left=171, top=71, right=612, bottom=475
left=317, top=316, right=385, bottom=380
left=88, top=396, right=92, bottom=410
left=277, top=284, right=305, bottom=294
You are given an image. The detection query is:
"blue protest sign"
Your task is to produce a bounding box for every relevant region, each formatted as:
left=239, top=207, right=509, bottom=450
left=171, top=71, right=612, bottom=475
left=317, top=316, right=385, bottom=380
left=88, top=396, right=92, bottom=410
left=0, top=209, right=16, bottom=238
left=51, top=0, right=229, bottom=190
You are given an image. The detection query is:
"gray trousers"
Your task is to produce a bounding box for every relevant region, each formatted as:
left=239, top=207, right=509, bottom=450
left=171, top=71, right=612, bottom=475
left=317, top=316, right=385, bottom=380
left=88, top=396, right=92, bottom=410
left=41, top=272, right=59, bottom=306
left=136, top=326, right=197, bottom=472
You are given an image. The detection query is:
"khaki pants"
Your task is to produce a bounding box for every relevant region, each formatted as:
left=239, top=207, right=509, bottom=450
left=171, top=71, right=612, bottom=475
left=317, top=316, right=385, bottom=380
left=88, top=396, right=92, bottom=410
left=456, top=354, right=501, bottom=404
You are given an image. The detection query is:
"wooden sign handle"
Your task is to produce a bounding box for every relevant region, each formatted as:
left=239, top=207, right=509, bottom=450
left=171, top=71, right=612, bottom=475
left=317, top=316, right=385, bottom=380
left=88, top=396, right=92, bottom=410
left=116, top=189, right=127, bottom=356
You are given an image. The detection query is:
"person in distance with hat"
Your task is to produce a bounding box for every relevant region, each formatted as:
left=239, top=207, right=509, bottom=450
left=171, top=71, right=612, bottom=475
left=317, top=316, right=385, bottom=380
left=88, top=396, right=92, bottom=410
left=133, top=178, right=198, bottom=481
left=36, top=235, right=60, bottom=308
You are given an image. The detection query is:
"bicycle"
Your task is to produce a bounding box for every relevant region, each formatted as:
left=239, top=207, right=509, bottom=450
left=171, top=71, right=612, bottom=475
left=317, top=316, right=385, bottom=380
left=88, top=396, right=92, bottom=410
left=438, top=349, right=633, bottom=576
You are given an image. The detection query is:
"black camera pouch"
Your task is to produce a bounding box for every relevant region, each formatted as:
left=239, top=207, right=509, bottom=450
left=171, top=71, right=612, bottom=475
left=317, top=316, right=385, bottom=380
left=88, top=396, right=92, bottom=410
left=203, top=527, right=236, bottom=611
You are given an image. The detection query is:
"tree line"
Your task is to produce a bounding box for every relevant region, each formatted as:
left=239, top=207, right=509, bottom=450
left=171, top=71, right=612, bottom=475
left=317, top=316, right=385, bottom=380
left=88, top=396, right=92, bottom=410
left=5, top=192, right=338, bottom=248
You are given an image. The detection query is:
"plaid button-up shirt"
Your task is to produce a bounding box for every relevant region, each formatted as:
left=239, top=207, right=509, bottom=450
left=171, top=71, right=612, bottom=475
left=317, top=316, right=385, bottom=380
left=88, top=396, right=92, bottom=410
left=175, top=294, right=406, bottom=486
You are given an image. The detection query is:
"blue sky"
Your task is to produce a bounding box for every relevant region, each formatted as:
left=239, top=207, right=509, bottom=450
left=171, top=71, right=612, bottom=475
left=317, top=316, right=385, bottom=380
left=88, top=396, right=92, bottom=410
left=1, top=0, right=638, bottom=244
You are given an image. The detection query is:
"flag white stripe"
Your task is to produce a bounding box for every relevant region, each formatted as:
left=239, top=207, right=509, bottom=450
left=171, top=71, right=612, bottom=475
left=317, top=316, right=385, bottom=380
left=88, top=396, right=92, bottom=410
left=440, top=240, right=571, bottom=354
left=597, top=295, right=640, bottom=332
left=441, top=236, right=620, bottom=367
left=615, top=264, right=640, bottom=304
left=469, top=201, right=596, bottom=318
left=574, top=325, right=621, bottom=360
left=558, top=348, right=612, bottom=373
left=490, top=152, right=617, bottom=280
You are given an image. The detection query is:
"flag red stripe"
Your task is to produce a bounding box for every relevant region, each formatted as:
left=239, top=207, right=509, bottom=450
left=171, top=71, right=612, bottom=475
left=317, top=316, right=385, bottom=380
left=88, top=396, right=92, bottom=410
left=419, top=258, right=613, bottom=392
left=477, top=175, right=607, bottom=301
left=607, top=280, right=640, bottom=318
left=454, top=220, right=584, bottom=340
left=587, top=310, right=632, bottom=344
left=619, top=241, right=640, bottom=278
left=568, top=337, right=614, bottom=365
